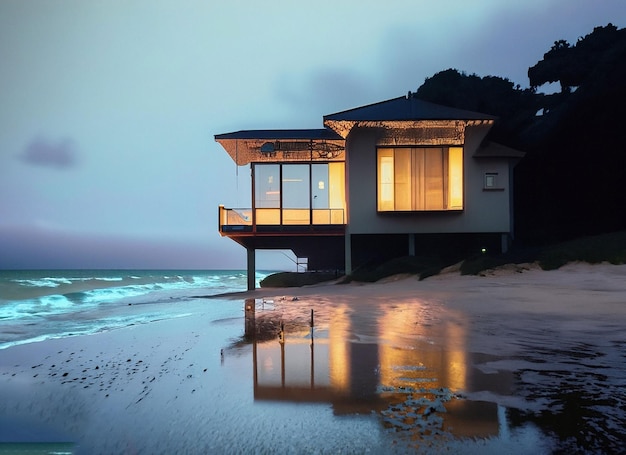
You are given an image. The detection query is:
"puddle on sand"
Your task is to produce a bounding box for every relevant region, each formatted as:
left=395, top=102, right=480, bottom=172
left=233, top=298, right=556, bottom=453
left=234, top=297, right=626, bottom=453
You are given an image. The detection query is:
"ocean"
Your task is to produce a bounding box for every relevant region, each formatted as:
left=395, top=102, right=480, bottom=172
left=0, top=269, right=271, bottom=350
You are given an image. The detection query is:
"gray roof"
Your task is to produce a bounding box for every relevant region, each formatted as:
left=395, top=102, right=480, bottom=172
left=214, top=129, right=342, bottom=141
left=474, top=141, right=525, bottom=159
left=214, top=129, right=345, bottom=165
left=323, top=95, right=497, bottom=122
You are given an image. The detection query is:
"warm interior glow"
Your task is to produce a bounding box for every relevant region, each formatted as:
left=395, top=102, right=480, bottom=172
left=330, top=208, right=344, bottom=224
left=377, top=147, right=463, bottom=211
left=423, top=148, right=444, bottom=210
left=394, top=148, right=411, bottom=210
left=378, top=149, right=394, bottom=211
left=251, top=162, right=346, bottom=226
left=255, top=208, right=280, bottom=224
left=448, top=147, right=463, bottom=209
left=328, top=162, right=345, bottom=211
left=312, top=210, right=331, bottom=224
left=283, top=209, right=310, bottom=225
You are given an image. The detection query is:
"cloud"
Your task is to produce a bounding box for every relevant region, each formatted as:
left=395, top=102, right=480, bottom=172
left=273, top=68, right=377, bottom=122
left=18, top=136, right=79, bottom=169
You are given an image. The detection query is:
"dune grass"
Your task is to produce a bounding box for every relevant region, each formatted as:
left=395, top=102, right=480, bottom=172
left=260, top=231, right=626, bottom=286
left=461, top=231, right=626, bottom=274
left=536, top=230, right=626, bottom=270
left=260, top=271, right=340, bottom=288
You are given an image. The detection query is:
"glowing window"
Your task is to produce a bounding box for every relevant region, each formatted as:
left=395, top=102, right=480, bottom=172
left=377, top=147, right=464, bottom=211
left=254, top=162, right=346, bottom=225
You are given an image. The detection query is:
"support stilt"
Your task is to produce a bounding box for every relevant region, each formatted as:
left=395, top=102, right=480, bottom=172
left=247, top=247, right=256, bottom=291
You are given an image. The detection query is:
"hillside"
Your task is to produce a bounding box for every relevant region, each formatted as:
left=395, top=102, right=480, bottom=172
left=415, top=24, right=626, bottom=245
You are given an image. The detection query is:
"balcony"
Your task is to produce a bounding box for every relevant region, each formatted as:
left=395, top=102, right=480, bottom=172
left=219, top=205, right=345, bottom=235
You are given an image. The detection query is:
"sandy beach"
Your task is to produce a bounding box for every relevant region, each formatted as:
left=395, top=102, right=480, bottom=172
left=1, top=262, right=625, bottom=454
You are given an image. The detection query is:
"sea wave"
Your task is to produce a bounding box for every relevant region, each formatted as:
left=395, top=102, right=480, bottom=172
left=0, top=269, right=273, bottom=349
left=2, top=270, right=257, bottom=299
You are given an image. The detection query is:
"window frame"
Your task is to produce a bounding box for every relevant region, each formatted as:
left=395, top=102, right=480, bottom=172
left=376, top=146, right=464, bottom=212
left=252, top=162, right=346, bottom=225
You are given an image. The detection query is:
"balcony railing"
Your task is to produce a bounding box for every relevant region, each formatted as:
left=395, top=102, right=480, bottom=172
left=219, top=205, right=345, bottom=234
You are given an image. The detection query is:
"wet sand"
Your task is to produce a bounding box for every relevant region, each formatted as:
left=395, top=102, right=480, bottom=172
left=1, top=262, right=625, bottom=453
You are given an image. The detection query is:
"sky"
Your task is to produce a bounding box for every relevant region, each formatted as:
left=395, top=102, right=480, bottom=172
left=1, top=0, right=625, bottom=270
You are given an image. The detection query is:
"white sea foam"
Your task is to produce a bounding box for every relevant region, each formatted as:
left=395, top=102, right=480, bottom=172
left=0, top=269, right=272, bottom=349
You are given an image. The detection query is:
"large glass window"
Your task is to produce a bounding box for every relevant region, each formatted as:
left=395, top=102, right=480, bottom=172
left=255, top=164, right=280, bottom=208
left=311, top=164, right=329, bottom=209
left=377, top=147, right=463, bottom=211
left=253, top=162, right=346, bottom=225
left=254, top=164, right=280, bottom=224
left=282, top=164, right=310, bottom=224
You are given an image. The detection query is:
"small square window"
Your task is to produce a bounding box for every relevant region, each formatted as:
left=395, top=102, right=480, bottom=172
left=484, top=172, right=498, bottom=189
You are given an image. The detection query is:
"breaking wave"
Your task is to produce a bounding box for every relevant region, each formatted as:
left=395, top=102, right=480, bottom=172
left=0, top=269, right=271, bottom=348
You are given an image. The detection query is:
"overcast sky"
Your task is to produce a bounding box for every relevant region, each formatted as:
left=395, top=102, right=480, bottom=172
left=1, top=0, right=624, bottom=270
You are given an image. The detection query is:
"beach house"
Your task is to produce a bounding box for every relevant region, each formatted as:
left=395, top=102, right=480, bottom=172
left=215, top=93, right=524, bottom=289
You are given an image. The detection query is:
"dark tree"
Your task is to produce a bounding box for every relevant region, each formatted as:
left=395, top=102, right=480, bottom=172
left=414, top=24, right=626, bottom=244
left=415, top=69, right=538, bottom=146
left=517, top=24, right=626, bottom=243
left=528, top=24, right=621, bottom=92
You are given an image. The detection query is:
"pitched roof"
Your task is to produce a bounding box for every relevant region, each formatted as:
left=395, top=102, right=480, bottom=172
left=323, top=95, right=497, bottom=122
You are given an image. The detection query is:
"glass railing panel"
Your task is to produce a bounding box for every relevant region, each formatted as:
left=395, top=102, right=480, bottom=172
left=331, top=209, right=345, bottom=224
left=226, top=209, right=252, bottom=225
left=256, top=208, right=281, bottom=225
left=312, top=209, right=331, bottom=224
left=282, top=209, right=310, bottom=225
left=220, top=206, right=345, bottom=227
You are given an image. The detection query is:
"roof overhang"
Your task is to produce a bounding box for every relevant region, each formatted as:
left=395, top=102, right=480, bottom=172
left=324, top=119, right=493, bottom=143
left=323, top=95, right=496, bottom=138
left=474, top=141, right=526, bottom=159
left=215, top=129, right=345, bottom=165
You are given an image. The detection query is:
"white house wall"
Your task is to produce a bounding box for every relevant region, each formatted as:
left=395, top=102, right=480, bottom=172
left=346, top=124, right=512, bottom=235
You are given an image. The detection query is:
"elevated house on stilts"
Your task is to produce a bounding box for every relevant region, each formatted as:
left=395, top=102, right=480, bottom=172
left=215, top=93, right=524, bottom=289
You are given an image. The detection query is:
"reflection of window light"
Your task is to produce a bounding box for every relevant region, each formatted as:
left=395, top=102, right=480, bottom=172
left=318, top=181, right=325, bottom=190
left=268, top=176, right=273, bottom=184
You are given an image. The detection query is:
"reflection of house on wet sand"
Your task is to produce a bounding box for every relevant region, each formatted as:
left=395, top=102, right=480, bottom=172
left=245, top=299, right=509, bottom=442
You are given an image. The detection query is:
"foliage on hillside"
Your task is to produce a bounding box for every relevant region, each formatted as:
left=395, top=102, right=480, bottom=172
left=415, top=24, right=626, bottom=245
left=260, top=271, right=339, bottom=288
left=262, top=25, right=626, bottom=287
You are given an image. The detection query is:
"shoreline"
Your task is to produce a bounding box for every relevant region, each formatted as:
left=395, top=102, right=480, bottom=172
left=2, top=262, right=625, bottom=453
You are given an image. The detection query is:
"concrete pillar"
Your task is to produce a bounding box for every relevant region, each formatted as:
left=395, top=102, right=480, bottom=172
left=501, top=233, right=510, bottom=254
left=344, top=232, right=352, bottom=275
left=408, top=233, right=416, bottom=256
left=247, top=247, right=256, bottom=291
